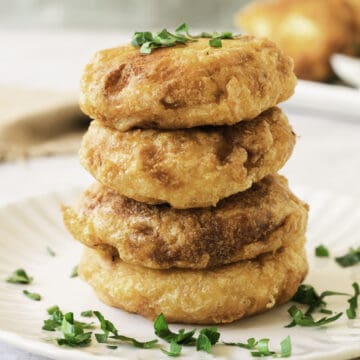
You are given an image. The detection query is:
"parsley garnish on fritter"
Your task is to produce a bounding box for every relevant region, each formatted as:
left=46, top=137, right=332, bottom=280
left=132, top=23, right=237, bottom=54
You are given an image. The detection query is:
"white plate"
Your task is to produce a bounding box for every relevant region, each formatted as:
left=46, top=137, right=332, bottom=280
left=331, top=54, right=360, bottom=89
left=1, top=187, right=360, bottom=360
left=284, top=80, right=360, bottom=122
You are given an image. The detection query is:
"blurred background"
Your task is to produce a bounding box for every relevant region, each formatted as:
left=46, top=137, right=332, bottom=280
left=0, top=0, right=247, bottom=30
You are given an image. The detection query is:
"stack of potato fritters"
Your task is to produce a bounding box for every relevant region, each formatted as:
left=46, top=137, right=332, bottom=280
left=63, top=36, right=309, bottom=324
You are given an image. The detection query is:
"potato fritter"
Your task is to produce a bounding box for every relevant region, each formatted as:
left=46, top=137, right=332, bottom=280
left=79, top=107, right=295, bottom=209
left=78, top=236, right=308, bottom=324
left=79, top=37, right=296, bottom=131
left=237, top=0, right=360, bottom=81
left=62, top=175, right=308, bottom=270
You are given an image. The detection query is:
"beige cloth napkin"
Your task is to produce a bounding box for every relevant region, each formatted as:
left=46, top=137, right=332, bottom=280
left=0, top=87, right=90, bottom=162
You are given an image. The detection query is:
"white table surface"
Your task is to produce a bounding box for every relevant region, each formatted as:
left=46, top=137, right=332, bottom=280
left=0, top=29, right=359, bottom=360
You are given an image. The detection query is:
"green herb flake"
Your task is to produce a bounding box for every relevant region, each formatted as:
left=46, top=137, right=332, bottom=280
left=195, top=327, right=220, bottom=354
left=47, top=305, right=60, bottom=315
left=336, top=247, right=360, bottom=267
left=42, top=306, right=93, bottom=333
left=81, top=310, right=94, bottom=317
left=94, top=311, right=157, bottom=349
left=161, top=340, right=182, bottom=357
left=131, top=23, right=238, bottom=54
left=42, top=307, right=64, bottom=331
left=285, top=305, right=343, bottom=327
left=196, top=333, right=212, bottom=353
left=175, top=22, right=191, bottom=37
left=320, top=308, right=333, bottom=314
left=111, top=334, right=158, bottom=349
left=106, top=345, right=118, bottom=350
left=224, top=337, right=257, bottom=349
left=199, top=327, right=220, bottom=345
left=95, top=333, right=109, bottom=343
left=6, top=269, right=33, bottom=284
left=292, top=284, right=349, bottom=315
left=56, top=312, right=92, bottom=347
left=23, top=289, right=41, bottom=301
left=315, top=245, right=330, bottom=257
left=154, top=313, right=195, bottom=345
left=251, top=338, right=275, bottom=357
left=209, top=37, right=222, bottom=48
left=70, top=265, right=78, bottom=278
left=46, top=246, right=56, bottom=257
left=347, top=282, right=360, bottom=319
left=279, top=336, right=292, bottom=358
left=94, top=311, right=117, bottom=338
left=225, top=336, right=291, bottom=358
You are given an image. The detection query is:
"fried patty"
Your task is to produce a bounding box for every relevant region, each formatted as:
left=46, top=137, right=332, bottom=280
left=62, top=175, right=308, bottom=270
left=79, top=36, right=296, bottom=131
left=78, top=236, right=308, bottom=324
left=237, top=0, right=360, bottom=81
left=79, top=107, right=295, bottom=209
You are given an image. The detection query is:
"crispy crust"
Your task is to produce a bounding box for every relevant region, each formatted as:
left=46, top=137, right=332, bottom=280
left=78, top=236, right=308, bottom=324
left=236, top=0, right=359, bottom=81
left=79, top=37, right=296, bottom=130
left=79, top=107, right=295, bottom=209
left=62, top=175, right=308, bottom=270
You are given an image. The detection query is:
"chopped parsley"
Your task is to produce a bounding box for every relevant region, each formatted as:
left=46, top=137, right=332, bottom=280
left=292, top=284, right=349, bottom=315
left=315, top=245, right=330, bottom=257
left=93, top=310, right=117, bottom=342
left=70, top=265, right=78, bottom=278
left=81, top=310, right=94, bottom=317
left=335, top=247, right=360, bottom=267
left=106, top=345, right=118, bottom=350
left=56, top=312, right=92, bottom=347
left=46, top=246, right=56, bottom=257
left=47, top=305, right=60, bottom=315
left=154, top=313, right=196, bottom=345
left=111, top=334, right=158, bottom=349
left=196, top=327, right=220, bottom=353
left=286, top=305, right=343, bottom=328
left=6, top=269, right=33, bottom=284
left=196, top=333, right=212, bottom=353
left=161, top=340, right=182, bottom=357
left=23, top=289, right=41, bottom=301
left=278, top=336, right=292, bottom=358
left=94, top=311, right=158, bottom=349
left=346, top=282, right=360, bottom=319
left=154, top=314, right=219, bottom=354
left=132, top=23, right=237, bottom=54
left=42, top=306, right=93, bottom=332
left=224, top=337, right=257, bottom=349
left=251, top=338, right=275, bottom=357
left=225, top=336, right=291, bottom=358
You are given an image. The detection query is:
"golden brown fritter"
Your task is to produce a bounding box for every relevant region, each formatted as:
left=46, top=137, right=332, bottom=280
left=79, top=37, right=296, bottom=131
left=62, top=175, right=308, bottom=270
left=347, top=0, right=360, bottom=44
left=78, top=236, right=308, bottom=324
left=79, top=107, right=295, bottom=209
left=236, top=0, right=359, bottom=81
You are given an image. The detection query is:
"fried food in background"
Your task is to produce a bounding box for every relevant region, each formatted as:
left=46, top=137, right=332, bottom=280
left=347, top=0, right=360, bottom=42
left=79, top=107, right=295, bottom=209
left=236, top=0, right=360, bottom=81
left=78, top=236, right=308, bottom=324
left=80, top=37, right=296, bottom=131
left=63, top=175, right=308, bottom=270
